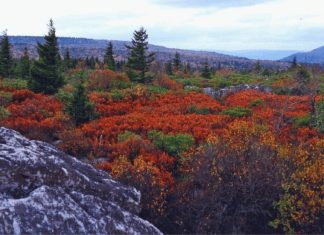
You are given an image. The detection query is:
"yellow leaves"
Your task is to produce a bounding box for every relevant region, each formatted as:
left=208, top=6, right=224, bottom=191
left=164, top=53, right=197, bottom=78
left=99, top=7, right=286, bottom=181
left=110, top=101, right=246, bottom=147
left=206, top=134, right=220, bottom=146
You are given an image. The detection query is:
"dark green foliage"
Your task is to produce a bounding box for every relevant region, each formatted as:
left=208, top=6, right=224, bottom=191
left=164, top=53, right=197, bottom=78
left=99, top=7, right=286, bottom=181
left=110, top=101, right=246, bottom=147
left=115, top=60, right=126, bottom=71
left=68, top=82, right=95, bottom=126
left=147, top=85, right=169, bottom=94
left=217, top=62, right=222, bottom=71
left=104, top=42, right=116, bottom=71
left=293, top=115, right=312, bottom=128
left=0, top=30, right=12, bottom=78
left=262, top=68, right=271, bottom=76
left=126, top=27, right=155, bottom=82
left=254, top=60, right=261, bottom=74
left=0, top=106, right=10, bottom=120
left=165, top=61, right=173, bottom=75
left=148, top=130, right=194, bottom=157
left=314, top=100, right=324, bottom=133
left=221, top=106, right=252, bottom=117
left=19, top=47, right=31, bottom=79
left=249, top=99, right=264, bottom=107
left=110, top=90, right=124, bottom=101
left=201, top=61, right=211, bottom=79
left=187, top=104, right=210, bottom=114
left=173, top=52, right=181, bottom=71
left=117, top=131, right=141, bottom=143
left=63, top=48, right=71, bottom=71
left=0, top=78, right=27, bottom=89
left=29, top=20, right=64, bottom=94
left=292, top=56, right=297, bottom=68
left=0, top=91, right=12, bottom=106
left=184, top=63, right=191, bottom=74
left=85, top=56, right=99, bottom=69
left=296, top=66, right=311, bottom=85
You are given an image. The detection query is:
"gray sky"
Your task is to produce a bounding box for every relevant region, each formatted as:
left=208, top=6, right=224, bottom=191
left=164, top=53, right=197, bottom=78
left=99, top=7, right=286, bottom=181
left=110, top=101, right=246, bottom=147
left=1, top=0, right=324, bottom=51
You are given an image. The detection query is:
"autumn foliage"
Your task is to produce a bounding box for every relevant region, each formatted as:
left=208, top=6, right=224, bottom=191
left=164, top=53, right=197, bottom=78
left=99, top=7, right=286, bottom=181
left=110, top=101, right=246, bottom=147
left=1, top=69, right=323, bottom=234
left=1, top=89, right=69, bottom=141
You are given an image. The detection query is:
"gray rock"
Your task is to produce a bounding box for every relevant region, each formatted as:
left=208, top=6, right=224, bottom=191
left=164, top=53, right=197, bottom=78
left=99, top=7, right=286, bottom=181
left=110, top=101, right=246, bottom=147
left=203, top=84, right=272, bottom=98
left=0, top=127, right=162, bottom=235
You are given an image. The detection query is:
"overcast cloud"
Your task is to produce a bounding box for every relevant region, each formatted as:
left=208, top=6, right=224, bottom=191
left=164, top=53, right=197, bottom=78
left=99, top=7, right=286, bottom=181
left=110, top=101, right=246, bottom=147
left=1, top=0, right=323, bottom=51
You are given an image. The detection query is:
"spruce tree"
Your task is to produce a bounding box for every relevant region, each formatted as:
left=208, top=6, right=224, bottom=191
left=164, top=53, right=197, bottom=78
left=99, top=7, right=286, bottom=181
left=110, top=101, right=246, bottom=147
left=19, top=47, right=30, bottom=79
left=201, top=61, right=211, bottom=79
left=173, top=52, right=181, bottom=71
left=184, top=62, right=191, bottom=75
left=126, top=27, right=155, bottom=82
left=217, top=62, right=221, bottom=71
left=104, top=41, right=116, bottom=71
left=254, top=60, right=261, bottom=74
left=29, top=19, right=64, bottom=94
left=68, top=82, right=94, bottom=126
left=292, top=56, right=297, bottom=68
left=0, top=30, right=12, bottom=78
left=165, top=61, right=173, bottom=75
left=63, top=48, right=71, bottom=70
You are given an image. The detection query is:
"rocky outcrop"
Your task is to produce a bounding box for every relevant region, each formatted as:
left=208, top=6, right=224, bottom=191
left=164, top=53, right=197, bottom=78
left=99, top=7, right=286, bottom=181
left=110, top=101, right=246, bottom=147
left=203, top=84, right=272, bottom=98
left=0, top=127, right=162, bottom=234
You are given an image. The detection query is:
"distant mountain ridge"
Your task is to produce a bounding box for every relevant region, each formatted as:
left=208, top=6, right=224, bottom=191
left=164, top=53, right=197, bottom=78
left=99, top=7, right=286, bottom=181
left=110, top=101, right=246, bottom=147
left=220, top=50, right=301, bottom=61
left=281, top=46, right=324, bottom=64
left=9, top=36, right=289, bottom=70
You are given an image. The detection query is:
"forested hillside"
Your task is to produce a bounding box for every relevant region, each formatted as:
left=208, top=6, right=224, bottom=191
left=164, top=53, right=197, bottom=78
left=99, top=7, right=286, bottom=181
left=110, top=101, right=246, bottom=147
left=9, top=36, right=289, bottom=70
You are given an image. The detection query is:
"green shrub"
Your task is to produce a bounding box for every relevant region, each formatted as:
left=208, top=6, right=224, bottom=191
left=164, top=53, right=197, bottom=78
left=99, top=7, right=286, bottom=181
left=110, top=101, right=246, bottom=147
left=55, top=89, right=73, bottom=107
left=110, top=79, right=130, bottom=89
left=249, top=99, right=264, bottom=107
left=315, top=100, right=324, bottom=133
left=273, top=86, right=291, bottom=95
left=221, top=106, right=252, bottom=118
left=1, top=78, right=28, bottom=90
left=187, top=104, right=210, bottom=114
left=293, top=115, right=312, bottom=128
left=110, top=90, right=124, bottom=101
left=0, top=106, right=10, bottom=120
left=148, top=130, right=194, bottom=156
left=147, top=85, right=168, bottom=94
left=117, top=131, right=141, bottom=143
left=0, top=91, right=12, bottom=106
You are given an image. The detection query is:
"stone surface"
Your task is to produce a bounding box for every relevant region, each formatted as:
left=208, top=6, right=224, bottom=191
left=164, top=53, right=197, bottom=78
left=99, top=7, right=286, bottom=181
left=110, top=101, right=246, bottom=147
left=203, top=84, right=272, bottom=98
left=0, top=127, right=162, bottom=235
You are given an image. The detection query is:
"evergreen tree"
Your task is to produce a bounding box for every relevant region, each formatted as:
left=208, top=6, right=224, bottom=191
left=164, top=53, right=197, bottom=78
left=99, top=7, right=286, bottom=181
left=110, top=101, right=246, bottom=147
left=85, top=56, right=90, bottom=67
left=292, top=56, right=297, bottom=68
left=63, top=48, right=71, bottom=70
left=217, top=62, right=222, bottom=71
left=126, top=27, right=155, bottom=82
left=19, top=47, right=30, bottom=79
left=201, top=61, right=211, bottom=79
left=116, top=60, right=126, bottom=71
left=0, top=30, right=12, bottom=78
left=165, top=61, right=173, bottom=75
left=173, top=52, right=181, bottom=71
left=254, top=60, right=262, bottom=74
left=184, top=62, right=191, bottom=74
left=29, top=19, right=64, bottom=94
left=104, top=41, right=116, bottom=71
left=68, top=82, right=94, bottom=126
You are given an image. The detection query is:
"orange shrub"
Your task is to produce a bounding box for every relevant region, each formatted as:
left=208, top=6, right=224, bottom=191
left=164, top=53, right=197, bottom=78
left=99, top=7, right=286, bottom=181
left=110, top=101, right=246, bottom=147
left=2, top=90, right=70, bottom=141
left=154, top=75, right=183, bottom=91
left=86, top=69, right=129, bottom=91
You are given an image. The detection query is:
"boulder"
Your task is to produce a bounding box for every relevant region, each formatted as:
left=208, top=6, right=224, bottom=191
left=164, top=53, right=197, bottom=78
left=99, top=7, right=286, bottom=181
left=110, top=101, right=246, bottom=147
left=0, top=127, right=162, bottom=234
left=203, top=84, right=272, bottom=98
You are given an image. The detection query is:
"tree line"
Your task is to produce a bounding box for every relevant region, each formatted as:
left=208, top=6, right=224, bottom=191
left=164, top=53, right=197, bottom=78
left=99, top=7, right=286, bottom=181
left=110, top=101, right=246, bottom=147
left=0, top=20, right=215, bottom=91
